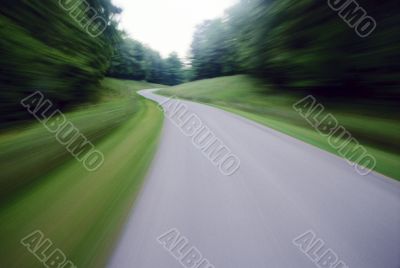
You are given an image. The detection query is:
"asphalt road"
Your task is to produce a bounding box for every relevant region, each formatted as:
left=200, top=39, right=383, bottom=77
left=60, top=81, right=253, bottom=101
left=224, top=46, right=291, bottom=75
left=108, top=89, right=400, bottom=268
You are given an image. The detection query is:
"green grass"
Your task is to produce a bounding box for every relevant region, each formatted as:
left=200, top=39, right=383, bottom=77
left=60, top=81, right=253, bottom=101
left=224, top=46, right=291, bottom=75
left=0, top=78, right=165, bottom=267
left=158, top=75, right=400, bottom=180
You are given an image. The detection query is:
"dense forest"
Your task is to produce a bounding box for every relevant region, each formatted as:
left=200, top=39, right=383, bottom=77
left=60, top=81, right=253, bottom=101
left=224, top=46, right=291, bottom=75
left=1, top=0, right=399, bottom=128
left=1, top=0, right=117, bottom=126
left=190, top=0, right=399, bottom=100
left=0, top=0, right=184, bottom=128
left=107, top=38, right=184, bottom=86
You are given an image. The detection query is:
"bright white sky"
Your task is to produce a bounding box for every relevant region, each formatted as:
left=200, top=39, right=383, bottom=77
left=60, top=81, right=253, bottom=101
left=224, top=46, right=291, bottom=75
left=112, top=0, right=238, bottom=59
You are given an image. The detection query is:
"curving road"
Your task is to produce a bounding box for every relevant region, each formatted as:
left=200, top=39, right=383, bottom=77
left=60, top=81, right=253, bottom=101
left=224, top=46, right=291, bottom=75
left=108, top=89, right=400, bottom=268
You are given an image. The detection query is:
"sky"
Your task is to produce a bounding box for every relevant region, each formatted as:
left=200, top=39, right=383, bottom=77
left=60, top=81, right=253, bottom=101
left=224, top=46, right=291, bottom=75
left=111, top=0, right=238, bottom=59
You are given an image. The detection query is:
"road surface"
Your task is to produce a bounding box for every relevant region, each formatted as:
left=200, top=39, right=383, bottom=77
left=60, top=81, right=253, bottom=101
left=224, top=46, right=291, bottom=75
left=108, top=89, right=400, bottom=268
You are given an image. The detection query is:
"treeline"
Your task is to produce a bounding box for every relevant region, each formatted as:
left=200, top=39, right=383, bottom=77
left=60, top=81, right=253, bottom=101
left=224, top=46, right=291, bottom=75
left=107, top=38, right=184, bottom=86
left=190, top=0, right=399, bottom=99
left=0, top=0, right=184, bottom=128
left=0, top=0, right=121, bottom=127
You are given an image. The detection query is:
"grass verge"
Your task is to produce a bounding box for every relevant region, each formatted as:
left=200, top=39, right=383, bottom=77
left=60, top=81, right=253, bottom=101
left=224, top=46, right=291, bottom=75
left=0, top=78, right=165, bottom=267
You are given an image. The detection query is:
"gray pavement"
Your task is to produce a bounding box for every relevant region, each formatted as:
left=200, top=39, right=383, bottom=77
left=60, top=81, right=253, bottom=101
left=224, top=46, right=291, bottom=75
left=108, top=89, right=400, bottom=268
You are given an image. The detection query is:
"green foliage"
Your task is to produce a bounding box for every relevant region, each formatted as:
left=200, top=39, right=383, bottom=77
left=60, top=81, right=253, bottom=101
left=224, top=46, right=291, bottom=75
left=191, top=19, right=239, bottom=80
left=189, top=0, right=400, bottom=101
left=0, top=0, right=120, bottom=128
left=107, top=38, right=185, bottom=85
left=0, top=78, right=164, bottom=268
left=107, top=39, right=147, bottom=80
left=164, top=52, right=184, bottom=85
left=0, top=78, right=165, bottom=202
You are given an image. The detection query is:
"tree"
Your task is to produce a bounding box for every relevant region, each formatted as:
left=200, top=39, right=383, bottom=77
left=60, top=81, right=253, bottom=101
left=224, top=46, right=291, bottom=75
left=163, top=52, right=184, bottom=85
left=107, top=37, right=184, bottom=85
left=191, top=19, right=239, bottom=80
left=188, top=0, right=400, bottom=99
left=0, top=0, right=121, bottom=127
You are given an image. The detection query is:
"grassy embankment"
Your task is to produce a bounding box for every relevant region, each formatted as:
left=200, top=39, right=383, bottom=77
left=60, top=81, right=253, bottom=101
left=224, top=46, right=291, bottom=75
left=0, top=78, right=166, bottom=267
left=158, top=75, right=400, bottom=180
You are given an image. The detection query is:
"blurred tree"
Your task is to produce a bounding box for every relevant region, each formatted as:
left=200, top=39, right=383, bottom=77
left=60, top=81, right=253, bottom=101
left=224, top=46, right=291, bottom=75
left=0, top=0, right=121, bottom=127
left=191, top=19, right=239, bottom=80
left=108, top=40, right=184, bottom=86
left=163, top=52, right=184, bottom=85
left=189, top=0, right=400, bottom=101
left=144, top=49, right=166, bottom=84
left=107, top=38, right=146, bottom=80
